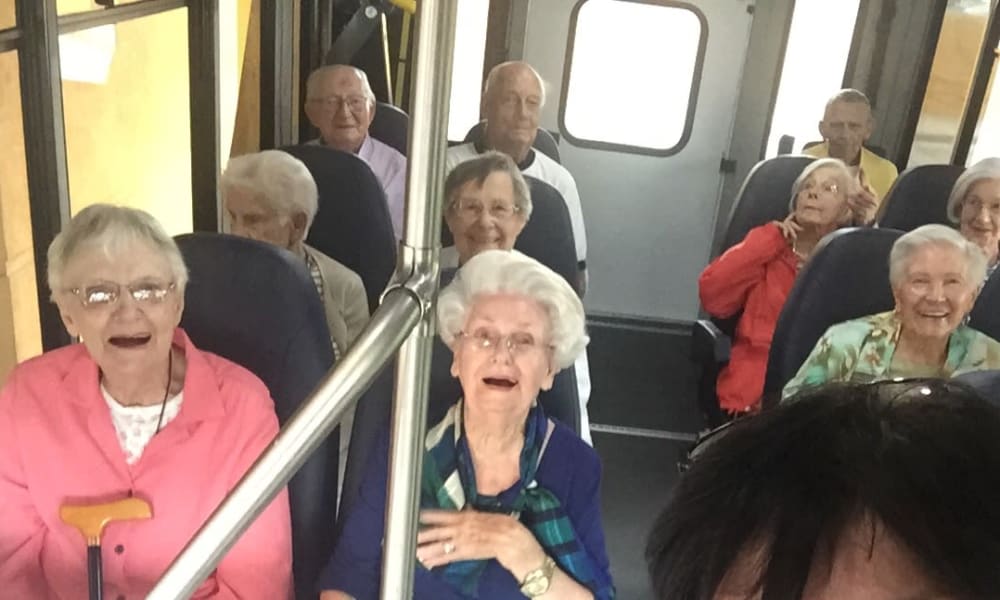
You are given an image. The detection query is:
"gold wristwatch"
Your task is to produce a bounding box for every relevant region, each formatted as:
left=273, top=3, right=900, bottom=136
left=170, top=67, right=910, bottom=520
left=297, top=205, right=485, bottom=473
left=518, top=555, right=557, bottom=597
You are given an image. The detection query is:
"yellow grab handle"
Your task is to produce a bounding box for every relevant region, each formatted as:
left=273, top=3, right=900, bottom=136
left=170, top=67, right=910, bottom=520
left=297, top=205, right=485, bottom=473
left=389, top=0, right=416, bottom=14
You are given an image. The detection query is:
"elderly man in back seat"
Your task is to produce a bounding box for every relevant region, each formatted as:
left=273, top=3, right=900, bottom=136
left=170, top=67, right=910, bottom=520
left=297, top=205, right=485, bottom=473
left=446, top=61, right=588, bottom=295
left=305, top=64, right=407, bottom=239
left=805, top=89, right=898, bottom=206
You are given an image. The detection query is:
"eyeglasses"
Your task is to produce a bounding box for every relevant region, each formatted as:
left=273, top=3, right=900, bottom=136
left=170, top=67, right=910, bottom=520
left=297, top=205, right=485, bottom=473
left=452, top=200, right=520, bottom=222
left=458, top=328, right=548, bottom=356
left=308, top=95, right=369, bottom=112
left=68, top=280, right=176, bottom=309
left=801, top=180, right=840, bottom=195
left=962, top=196, right=1000, bottom=216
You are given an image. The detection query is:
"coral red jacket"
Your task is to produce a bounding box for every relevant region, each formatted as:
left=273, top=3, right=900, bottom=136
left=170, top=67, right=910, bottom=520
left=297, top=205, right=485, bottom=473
left=699, top=224, right=798, bottom=412
left=0, top=329, right=292, bottom=599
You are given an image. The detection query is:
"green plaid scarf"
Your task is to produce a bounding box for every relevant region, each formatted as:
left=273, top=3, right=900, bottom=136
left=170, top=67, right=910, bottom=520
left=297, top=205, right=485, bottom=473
left=420, top=401, right=599, bottom=597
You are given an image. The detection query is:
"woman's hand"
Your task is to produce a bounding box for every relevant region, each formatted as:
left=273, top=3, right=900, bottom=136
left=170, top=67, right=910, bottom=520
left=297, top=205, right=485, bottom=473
left=772, top=214, right=802, bottom=243
left=416, top=509, right=547, bottom=582
left=848, top=168, right=879, bottom=225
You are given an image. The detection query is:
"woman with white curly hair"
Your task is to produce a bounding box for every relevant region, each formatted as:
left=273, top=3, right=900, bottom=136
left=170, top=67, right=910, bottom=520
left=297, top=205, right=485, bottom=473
left=947, top=157, right=1000, bottom=277
left=319, top=250, right=614, bottom=599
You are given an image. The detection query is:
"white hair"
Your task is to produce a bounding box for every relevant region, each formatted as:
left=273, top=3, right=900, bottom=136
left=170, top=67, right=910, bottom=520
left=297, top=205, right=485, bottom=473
left=889, top=224, right=987, bottom=288
left=437, top=249, right=587, bottom=369
left=483, top=61, right=547, bottom=107
left=47, top=204, right=188, bottom=296
left=221, top=150, right=319, bottom=233
left=947, top=158, right=1000, bottom=222
left=306, top=64, right=376, bottom=108
left=788, top=157, right=856, bottom=212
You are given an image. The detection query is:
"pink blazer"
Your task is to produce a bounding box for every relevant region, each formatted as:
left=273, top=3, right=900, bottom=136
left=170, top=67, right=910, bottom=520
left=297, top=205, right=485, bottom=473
left=0, top=329, right=292, bottom=599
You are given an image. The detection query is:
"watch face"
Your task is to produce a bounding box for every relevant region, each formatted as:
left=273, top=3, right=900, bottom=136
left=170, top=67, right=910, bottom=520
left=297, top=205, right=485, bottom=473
left=521, top=577, right=550, bottom=596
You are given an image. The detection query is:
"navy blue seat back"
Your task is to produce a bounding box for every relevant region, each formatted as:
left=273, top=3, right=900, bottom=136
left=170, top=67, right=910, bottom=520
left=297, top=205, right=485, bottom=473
left=463, top=120, right=561, bottom=163
left=762, top=228, right=903, bottom=400
left=175, top=232, right=336, bottom=600
left=876, top=164, right=965, bottom=231
left=970, top=269, right=1000, bottom=342
left=338, top=337, right=580, bottom=523
left=281, top=144, right=397, bottom=312
left=955, top=370, right=1000, bottom=408
left=515, top=177, right=579, bottom=294
left=370, top=101, right=409, bottom=156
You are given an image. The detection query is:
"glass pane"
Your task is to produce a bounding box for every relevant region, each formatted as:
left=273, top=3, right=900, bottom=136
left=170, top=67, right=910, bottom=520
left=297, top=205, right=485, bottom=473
left=1, top=0, right=14, bottom=30
left=765, top=0, right=862, bottom=157
left=909, top=0, right=991, bottom=166
left=562, top=0, right=703, bottom=151
left=60, top=7, right=192, bottom=235
left=446, top=0, right=489, bottom=141
left=965, top=41, right=1000, bottom=164
left=0, top=50, right=43, bottom=381
left=58, top=0, right=150, bottom=16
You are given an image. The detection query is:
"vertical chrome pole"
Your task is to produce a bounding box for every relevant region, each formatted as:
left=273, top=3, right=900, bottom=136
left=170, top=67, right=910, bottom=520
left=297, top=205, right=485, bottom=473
left=379, top=0, right=458, bottom=597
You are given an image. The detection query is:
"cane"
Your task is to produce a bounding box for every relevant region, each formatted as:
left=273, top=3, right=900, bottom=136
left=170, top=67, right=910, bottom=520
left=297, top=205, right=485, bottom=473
left=60, top=497, right=153, bottom=600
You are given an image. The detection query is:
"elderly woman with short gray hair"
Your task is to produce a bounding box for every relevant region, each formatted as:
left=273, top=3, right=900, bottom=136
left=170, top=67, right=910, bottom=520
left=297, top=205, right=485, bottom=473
left=0, top=204, right=292, bottom=598
left=783, top=224, right=1000, bottom=399
left=700, top=158, right=862, bottom=415
left=319, top=250, right=614, bottom=599
left=947, top=157, right=1000, bottom=276
left=222, top=150, right=369, bottom=358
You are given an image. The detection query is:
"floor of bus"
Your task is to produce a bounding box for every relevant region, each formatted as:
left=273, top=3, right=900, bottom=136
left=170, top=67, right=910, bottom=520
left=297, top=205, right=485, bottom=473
left=586, top=322, right=701, bottom=600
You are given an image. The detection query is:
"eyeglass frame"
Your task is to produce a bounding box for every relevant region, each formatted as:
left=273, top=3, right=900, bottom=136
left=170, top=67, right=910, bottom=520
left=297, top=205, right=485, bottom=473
left=66, top=280, right=178, bottom=309
left=448, top=198, right=523, bottom=222
left=456, top=328, right=552, bottom=356
left=307, top=94, right=371, bottom=113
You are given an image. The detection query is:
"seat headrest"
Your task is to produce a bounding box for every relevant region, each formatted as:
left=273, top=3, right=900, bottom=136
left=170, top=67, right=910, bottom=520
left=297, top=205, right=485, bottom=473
left=763, top=227, right=903, bottom=399
left=463, top=120, right=562, bottom=164
left=876, top=164, right=965, bottom=231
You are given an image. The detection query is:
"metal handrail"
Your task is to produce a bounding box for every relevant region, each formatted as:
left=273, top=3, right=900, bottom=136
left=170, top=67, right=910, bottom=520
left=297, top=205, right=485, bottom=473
left=147, top=0, right=458, bottom=596
left=146, top=290, right=421, bottom=599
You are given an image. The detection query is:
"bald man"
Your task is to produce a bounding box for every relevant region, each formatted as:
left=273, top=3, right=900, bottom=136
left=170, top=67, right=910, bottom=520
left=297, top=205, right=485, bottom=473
left=305, top=65, right=407, bottom=239
left=805, top=89, right=898, bottom=203
left=446, top=61, right=587, bottom=282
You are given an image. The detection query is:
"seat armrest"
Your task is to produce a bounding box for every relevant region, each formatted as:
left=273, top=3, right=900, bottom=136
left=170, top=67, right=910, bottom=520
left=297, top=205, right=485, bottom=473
left=692, top=319, right=731, bottom=364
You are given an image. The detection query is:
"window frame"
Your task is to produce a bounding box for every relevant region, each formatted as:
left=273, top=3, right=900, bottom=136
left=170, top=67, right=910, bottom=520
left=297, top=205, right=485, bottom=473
left=557, top=0, right=708, bottom=157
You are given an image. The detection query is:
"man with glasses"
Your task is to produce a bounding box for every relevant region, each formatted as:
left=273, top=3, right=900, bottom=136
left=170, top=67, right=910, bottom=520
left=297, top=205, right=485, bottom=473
left=805, top=88, right=898, bottom=203
left=305, top=64, right=407, bottom=238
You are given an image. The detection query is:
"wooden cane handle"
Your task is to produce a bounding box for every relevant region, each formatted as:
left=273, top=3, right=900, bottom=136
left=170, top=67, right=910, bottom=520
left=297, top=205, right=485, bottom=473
left=60, top=497, right=153, bottom=545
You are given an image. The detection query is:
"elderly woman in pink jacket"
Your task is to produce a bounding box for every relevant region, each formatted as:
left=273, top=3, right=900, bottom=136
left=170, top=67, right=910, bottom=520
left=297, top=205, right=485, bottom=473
left=0, top=204, right=292, bottom=598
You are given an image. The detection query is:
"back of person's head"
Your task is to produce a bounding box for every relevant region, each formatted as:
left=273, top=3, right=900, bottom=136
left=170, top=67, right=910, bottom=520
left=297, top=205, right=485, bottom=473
left=646, top=380, right=1000, bottom=599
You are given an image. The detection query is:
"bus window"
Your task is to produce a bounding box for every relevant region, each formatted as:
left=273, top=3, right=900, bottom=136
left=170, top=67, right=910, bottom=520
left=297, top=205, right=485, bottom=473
left=446, top=0, right=490, bottom=142
left=560, top=0, right=706, bottom=155
left=910, top=0, right=991, bottom=166
left=765, top=0, right=862, bottom=157
left=968, top=36, right=1000, bottom=164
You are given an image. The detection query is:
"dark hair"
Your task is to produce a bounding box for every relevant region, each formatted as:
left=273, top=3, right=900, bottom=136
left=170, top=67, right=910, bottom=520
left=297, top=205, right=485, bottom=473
left=443, top=151, right=532, bottom=220
left=646, top=380, right=1000, bottom=599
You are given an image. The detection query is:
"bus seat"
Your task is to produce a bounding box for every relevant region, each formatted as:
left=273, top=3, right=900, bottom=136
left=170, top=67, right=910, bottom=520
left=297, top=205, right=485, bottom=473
left=440, top=177, right=580, bottom=295
left=954, top=370, right=1000, bottom=408
left=876, top=164, right=965, bottom=231
left=463, top=120, right=562, bottom=164
left=281, top=144, right=397, bottom=312
left=515, top=177, right=579, bottom=295
left=969, top=268, right=1000, bottom=341
left=761, top=228, right=903, bottom=402
left=369, top=101, right=409, bottom=156
left=174, top=232, right=337, bottom=600
left=337, top=337, right=581, bottom=526
left=692, top=155, right=815, bottom=426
